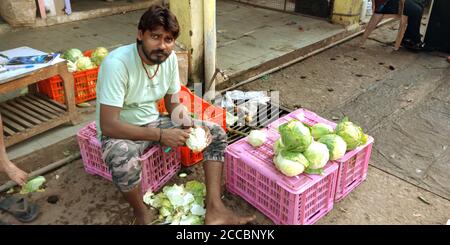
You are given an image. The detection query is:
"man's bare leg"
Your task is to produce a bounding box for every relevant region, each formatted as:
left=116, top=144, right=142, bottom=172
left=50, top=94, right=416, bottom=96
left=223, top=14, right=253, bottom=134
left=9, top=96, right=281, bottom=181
left=0, top=116, right=27, bottom=186
left=121, top=184, right=154, bottom=225
left=204, top=161, right=256, bottom=225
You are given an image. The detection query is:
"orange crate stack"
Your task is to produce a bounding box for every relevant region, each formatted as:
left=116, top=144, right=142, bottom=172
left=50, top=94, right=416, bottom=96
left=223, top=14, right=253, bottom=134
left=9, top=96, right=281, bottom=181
left=38, top=50, right=99, bottom=104
left=73, top=68, right=98, bottom=103
left=38, top=67, right=99, bottom=104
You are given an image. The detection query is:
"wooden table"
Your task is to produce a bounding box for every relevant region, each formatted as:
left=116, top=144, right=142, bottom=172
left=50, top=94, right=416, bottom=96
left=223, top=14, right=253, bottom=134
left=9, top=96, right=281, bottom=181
left=0, top=61, right=78, bottom=147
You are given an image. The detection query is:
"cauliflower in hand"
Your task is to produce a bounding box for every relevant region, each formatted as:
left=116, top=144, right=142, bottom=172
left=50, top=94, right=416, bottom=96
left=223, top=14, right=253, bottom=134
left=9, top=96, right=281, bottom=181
left=186, top=127, right=208, bottom=153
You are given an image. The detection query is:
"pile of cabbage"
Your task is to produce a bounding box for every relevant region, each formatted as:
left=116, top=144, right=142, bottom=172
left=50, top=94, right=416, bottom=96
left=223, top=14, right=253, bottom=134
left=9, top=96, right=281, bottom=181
left=61, top=47, right=108, bottom=72
left=273, top=117, right=368, bottom=177
left=143, top=180, right=207, bottom=225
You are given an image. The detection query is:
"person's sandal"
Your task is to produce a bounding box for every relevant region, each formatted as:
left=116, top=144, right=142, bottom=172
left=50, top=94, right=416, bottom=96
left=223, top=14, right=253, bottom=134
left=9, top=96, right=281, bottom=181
left=401, top=38, right=414, bottom=47
left=0, top=197, right=39, bottom=223
left=402, top=39, right=425, bottom=52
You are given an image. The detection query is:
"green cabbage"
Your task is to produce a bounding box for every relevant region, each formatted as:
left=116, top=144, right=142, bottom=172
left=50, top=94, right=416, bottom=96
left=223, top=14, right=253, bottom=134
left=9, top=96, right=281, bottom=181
left=273, top=150, right=309, bottom=177
left=278, top=120, right=312, bottom=152
left=67, top=60, right=77, bottom=72
left=62, top=48, right=83, bottom=63
left=185, top=180, right=206, bottom=198
left=75, top=56, right=94, bottom=71
left=273, top=138, right=284, bottom=155
left=144, top=181, right=207, bottom=225
left=318, top=134, right=347, bottom=160
left=163, top=184, right=194, bottom=207
left=179, top=215, right=203, bottom=225
left=304, top=141, right=330, bottom=170
left=311, top=123, right=334, bottom=140
left=20, top=176, right=46, bottom=194
left=335, top=117, right=368, bottom=151
left=91, top=47, right=108, bottom=66
left=247, top=130, right=267, bottom=147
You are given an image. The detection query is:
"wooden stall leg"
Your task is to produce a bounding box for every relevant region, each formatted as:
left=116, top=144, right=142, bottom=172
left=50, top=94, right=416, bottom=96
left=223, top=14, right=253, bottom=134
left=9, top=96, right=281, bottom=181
left=58, top=63, right=79, bottom=125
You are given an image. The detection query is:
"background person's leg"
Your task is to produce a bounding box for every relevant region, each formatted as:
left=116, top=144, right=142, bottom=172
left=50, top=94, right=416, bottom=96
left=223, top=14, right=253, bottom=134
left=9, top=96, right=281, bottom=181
left=0, top=115, right=27, bottom=186
left=403, top=0, right=424, bottom=43
left=375, top=0, right=424, bottom=47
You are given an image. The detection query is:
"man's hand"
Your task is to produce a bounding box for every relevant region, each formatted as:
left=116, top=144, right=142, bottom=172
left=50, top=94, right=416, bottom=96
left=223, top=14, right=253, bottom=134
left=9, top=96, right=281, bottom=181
left=160, top=128, right=191, bottom=148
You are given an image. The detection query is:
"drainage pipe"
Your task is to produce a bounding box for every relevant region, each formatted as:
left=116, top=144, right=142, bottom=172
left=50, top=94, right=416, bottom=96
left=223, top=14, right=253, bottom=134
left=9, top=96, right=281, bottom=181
left=0, top=152, right=81, bottom=193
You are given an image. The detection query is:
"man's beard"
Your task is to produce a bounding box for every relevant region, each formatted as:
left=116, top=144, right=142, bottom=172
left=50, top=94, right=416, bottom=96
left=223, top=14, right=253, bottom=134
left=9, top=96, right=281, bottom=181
left=140, top=43, right=170, bottom=65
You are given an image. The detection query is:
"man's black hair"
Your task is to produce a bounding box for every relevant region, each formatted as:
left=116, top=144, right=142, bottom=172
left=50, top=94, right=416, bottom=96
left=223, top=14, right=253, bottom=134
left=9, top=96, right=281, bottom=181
left=137, top=5, right=180, bottom=44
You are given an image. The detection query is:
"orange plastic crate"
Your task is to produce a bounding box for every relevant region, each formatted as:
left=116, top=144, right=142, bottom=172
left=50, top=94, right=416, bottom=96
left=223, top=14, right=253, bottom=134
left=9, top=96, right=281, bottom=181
left=37, top=76, right=65, bottom=104
left=73, top=67, right=98, bottom=103
left=157, top=85, right=227, bottom=130
left=157, top=85, right=227, bottom=166
left=38, top=67, right=99, bottom=104
left=180, top=146, right=203, bottom=167
left=38, top=50, right=98, bottom=104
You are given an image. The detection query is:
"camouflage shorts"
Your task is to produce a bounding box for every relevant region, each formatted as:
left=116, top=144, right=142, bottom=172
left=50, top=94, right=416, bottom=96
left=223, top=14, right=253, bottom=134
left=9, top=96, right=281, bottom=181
left=101, top=116, right=227, bottom=192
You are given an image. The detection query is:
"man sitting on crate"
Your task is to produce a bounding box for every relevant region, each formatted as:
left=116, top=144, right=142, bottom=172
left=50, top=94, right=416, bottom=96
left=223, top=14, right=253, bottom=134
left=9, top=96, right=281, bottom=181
left=95, top=5, right=256, bottom=225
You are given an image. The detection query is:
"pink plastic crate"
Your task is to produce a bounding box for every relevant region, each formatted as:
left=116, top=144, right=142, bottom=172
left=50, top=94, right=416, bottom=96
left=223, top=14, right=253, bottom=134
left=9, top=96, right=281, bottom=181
left=76, top=122, right=181, bottom=193
left=268, top=108, right=337, bottom=130
left=332, top=140, right=373, bottom=202
left=225, top=128, right=338, bottom=225
left=269, top=108, right=374, bottom=202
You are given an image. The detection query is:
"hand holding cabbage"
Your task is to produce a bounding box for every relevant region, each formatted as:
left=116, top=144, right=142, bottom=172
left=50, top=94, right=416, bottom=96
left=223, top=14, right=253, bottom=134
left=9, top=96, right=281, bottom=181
left=160, top=128, right=191, bottom=148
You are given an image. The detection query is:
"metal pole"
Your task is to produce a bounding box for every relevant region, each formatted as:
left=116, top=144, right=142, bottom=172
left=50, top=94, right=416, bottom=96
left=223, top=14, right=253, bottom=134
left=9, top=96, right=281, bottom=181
left=204, top=0, right=217, bottom=95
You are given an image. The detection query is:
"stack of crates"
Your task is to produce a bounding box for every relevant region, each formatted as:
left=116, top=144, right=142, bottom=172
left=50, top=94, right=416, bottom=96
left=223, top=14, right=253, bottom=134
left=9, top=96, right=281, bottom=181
left=267, top=108, right=374, bottom=201
left=225, top=127, right=338, bottom=225
left=225, top=108, right=374, bottom=224
left=38, top=50, right=99, bottom=104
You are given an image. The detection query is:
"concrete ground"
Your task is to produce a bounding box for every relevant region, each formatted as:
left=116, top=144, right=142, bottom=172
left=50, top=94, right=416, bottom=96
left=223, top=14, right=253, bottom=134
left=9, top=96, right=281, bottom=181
left=238, top=23, right=450, bottom=200
left=1, top=18, right=449, bottom=225
left=38, top=0, right=160, bottom=28
left=0, top=10, right=146, bottom=53
left=217, top=0, right=344, bottom=78
left=235, top=22, right=450, bottom=224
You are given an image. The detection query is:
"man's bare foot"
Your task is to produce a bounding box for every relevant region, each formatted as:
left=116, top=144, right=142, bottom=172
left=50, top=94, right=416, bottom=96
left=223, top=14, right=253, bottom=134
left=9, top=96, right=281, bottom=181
left=205, top=202, right=256, bottom=225
left=0, top=160, right=27, bottom=186
left=134, top=208, right=156, bottom=225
